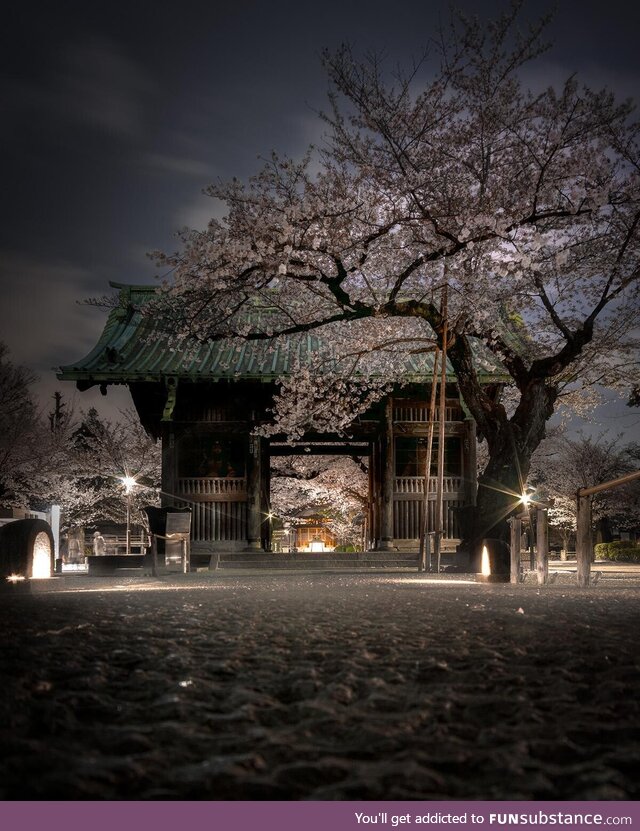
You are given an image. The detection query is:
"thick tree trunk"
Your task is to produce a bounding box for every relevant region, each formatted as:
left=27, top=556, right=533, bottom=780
left=412, top=321, right=563, bottom=573
left=462, top=377, right=558, bottom=573
left=470, top=436, right=528, bottom=574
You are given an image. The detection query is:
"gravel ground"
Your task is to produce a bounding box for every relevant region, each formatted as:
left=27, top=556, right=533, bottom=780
left=0, top=571, right=639, bottom=801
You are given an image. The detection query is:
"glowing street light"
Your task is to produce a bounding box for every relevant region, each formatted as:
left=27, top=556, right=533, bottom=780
left=121, top=476, right=137, bottom=494
left=520, top=486, right=536, bottom=507
left=121, top=475, right=137, bottom=556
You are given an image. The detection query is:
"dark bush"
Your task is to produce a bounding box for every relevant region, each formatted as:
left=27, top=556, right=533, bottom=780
left=594, top=540, right=640, bottom=562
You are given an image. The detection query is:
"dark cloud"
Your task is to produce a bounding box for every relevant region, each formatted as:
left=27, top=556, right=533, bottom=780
left=1, top=0, right=638, bottom=432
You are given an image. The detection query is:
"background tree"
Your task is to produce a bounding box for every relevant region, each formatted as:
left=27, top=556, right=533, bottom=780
left=531, top=433, right=640, bottom=546
left=154, top=4, right=640, bottom=555
left=0, top=342, right=55, bottom=506
left=0, top=347, right=160, bottom=533
left=52, top=407, right=161, bottom=531
left=270, top=454, right=367, bottom=548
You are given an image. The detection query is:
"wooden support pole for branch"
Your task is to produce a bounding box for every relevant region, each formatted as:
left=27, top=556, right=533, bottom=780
left=418, top=347, right=440, bottom=572
left=434, top=286, right=448, bottom=574
left=579, top=469, right=640, bottom=497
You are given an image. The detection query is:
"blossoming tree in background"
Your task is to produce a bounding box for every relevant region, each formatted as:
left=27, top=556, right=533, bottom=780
left=531, top=433, right=640, bottom=548
left=153, top=4, right=640, bottom=553
left=270, top=454, right=368, bottom=549
left=0, top=344, right=160, bottom=533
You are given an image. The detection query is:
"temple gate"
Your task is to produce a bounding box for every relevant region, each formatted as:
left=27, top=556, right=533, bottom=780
left=59, top=282, right=504, bottom=561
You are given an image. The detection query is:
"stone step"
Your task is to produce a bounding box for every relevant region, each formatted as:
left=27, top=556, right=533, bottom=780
left=213, top=557, right=419, bottom=570
left=190, top=549, right=467, bottom=571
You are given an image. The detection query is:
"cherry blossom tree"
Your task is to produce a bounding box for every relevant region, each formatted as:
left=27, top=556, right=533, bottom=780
left=50, top=407, right=161, bottom=531
left=0, top=362, right=160, bottom=532
left=270, top=454, right=367, bottom=548
left=154, top=4, right=640, bottom=553
left=531, top=433, right=640, bottom=545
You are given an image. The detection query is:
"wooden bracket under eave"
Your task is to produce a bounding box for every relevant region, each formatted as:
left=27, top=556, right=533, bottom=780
left=161, top=377, right=178, bottom=421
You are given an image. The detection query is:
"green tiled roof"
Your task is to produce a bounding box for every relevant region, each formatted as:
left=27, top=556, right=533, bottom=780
left=58, top=282, right=507, bottom=386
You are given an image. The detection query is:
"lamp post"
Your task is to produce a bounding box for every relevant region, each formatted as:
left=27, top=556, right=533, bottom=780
left=121, top=476, right=136, bottom=556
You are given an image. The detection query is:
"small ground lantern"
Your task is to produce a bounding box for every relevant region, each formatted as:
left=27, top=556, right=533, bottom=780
left=475, top=539, right=510, bottom=583
left=0, top=519, right=55, bottom=587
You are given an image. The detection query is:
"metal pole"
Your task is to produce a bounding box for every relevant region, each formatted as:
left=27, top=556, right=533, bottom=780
left=126, top=492, right=131, bottom=556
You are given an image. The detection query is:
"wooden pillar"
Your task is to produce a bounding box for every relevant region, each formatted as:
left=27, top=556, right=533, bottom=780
left=367, top=440, right=375, bottom=551
left=370, top=437, right=380, bottom=548
left=528, top=506, right=536, bottom=571
left=509, top=515, right=521, bottom=584
left=536, top=508, right=549, bottom=585
left=262, top=439, right=271, bottom=550
left=150, top=534, right=158, bottom=577
left=378, top=397, right=395, bottom=550
left=245, top=435, right=263, bottom=550
left=576, top=492, right=592, bottom=588
left=161, top=427, right=176, bottom=507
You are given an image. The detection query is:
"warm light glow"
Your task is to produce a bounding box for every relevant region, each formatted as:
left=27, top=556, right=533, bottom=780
left=6, top=574, right=26, bottom=583
left=31, top=531, right=52, bottom=579
left=520, top=492, right=531, bottom=506
left=481, top=545, right=491, bottom=576
left=121, top=475, right=137, bottom=494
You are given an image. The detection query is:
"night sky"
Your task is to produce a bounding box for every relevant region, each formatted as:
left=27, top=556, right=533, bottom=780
left=1, top=0, right=639, bottom=437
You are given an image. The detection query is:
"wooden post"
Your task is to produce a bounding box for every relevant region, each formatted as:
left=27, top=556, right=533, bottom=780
left=370, top=437, right=380, bottom=548
left=576, top=492, right=592, bottom=588
left=262, top=440, right=272, bottom=551
left=151, top=534, right=158, bottom=577
left=245, top=435, right=263, bottom=550
left=509, top=516, right=521, bottom=584
left=161, top=427, right=176, bottom=506
left=366, top=443, right=374, bottom=551
left=378, top=397, right=395, bottom=550
left=528, top=506, right=536, bottom=571
left=418, top=535, right=426, bottom=572
left=536, top=508, right=549, bottom=585
left=574, top=471, right=640, bottom=587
